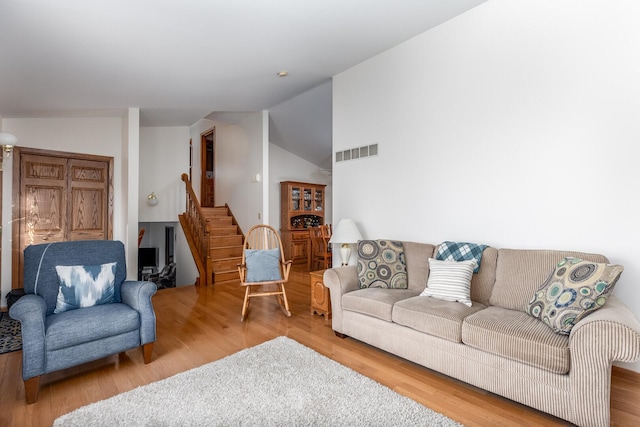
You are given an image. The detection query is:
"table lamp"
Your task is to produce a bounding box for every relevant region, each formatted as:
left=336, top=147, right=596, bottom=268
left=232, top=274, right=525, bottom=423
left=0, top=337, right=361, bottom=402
left=329, top=219, right=362, bottom=266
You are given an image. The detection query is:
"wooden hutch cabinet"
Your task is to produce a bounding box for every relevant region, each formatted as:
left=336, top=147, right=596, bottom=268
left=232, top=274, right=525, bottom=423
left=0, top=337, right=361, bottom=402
left=280, top=181, right=326, bottom=265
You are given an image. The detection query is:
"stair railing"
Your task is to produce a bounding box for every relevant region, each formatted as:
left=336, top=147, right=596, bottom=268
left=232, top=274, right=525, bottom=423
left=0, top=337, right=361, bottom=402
left=180, top=173, right=212, bottom=286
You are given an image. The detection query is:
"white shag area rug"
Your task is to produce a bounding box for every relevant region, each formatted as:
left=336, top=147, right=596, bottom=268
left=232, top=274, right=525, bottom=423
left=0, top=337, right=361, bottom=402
left=54, top=336, right=462, bottom=426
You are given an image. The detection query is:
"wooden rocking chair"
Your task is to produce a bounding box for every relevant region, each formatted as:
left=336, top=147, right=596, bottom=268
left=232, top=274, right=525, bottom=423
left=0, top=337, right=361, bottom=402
left=237, top=224, right=292, bottom=321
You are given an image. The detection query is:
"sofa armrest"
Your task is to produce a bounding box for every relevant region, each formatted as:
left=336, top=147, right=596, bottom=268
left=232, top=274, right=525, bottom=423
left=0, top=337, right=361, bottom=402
left=8, top=294, right=47, bottom=380
left=568, top=296, right=640, bottom=426
left=570, top=296, right=640, bottom=361
left=121, top=280, right=157, bottom=345
left=323, top=266, right=359, bottom=335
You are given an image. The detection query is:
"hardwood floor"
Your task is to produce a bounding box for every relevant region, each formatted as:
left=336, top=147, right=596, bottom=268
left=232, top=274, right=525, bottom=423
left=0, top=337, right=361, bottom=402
left=1, top=267, right=638, bottom=426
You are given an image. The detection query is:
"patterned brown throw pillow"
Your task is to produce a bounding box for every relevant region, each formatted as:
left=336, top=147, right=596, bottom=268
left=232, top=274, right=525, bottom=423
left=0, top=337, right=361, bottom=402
left=357, top=240, right=407, bottom=289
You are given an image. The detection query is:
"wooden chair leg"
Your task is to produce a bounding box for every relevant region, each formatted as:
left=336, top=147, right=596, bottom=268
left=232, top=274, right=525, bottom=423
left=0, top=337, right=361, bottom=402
left=142, top=342, right=154, bottom=364
left=241, top=286, right=251, bottom=321
left=279, top=284, right=291, bottom=317
left=24, top=376, right=41, bottom=404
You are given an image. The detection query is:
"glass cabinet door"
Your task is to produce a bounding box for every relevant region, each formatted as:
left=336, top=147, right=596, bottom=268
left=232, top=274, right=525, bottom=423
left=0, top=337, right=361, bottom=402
left=314, top=189, right=323, bottom=212
left=303, top=188, right=312, bottom=211
left=291, top=186, right=301, bottom=211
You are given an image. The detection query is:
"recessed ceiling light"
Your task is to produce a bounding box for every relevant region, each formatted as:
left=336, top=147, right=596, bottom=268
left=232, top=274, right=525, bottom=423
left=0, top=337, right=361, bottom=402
left=277, top=71, right=288, bottom=77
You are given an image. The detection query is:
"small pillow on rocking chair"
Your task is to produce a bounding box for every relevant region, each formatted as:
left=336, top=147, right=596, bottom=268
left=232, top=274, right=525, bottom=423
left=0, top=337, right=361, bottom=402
left=244, top=249, right=282, bottom=282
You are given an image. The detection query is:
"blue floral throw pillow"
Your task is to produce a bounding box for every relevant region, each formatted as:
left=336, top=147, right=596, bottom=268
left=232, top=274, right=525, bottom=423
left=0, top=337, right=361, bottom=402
left=54, top=262, right=117, bottom=314
left=245, top=249, right=282, bottom=282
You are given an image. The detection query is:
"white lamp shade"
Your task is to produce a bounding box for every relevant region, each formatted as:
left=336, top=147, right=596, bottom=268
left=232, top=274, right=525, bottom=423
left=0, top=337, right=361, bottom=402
left=0, top=132, right=17, bottom=146
left=329, top=219, right=363, bottom=244
left=147, top=192, right=159, bottom=206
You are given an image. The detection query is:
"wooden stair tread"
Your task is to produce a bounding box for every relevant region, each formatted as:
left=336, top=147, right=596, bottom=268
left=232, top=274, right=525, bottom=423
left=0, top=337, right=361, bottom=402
left=211, top=256, right=242, bottom=262
left=210, top=245, right=243, bottom=259
left=209, top=226, right=240, bottom=236
left=205, top=205, right=242, bottom=284
left=182, top=199, right=242, bottom=285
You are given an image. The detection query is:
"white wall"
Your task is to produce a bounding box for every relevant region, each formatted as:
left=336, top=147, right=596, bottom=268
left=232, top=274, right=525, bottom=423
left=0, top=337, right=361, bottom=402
left=238, top=111, right=268, bottom=231
left=269, top=143, right=333, bottom=231
left=139, top=126, right=193, bottom=287
left=123, top=108, right=140, bottom=277
left=333, top=0, right=640, bottom=372
left=191, top=114, right=268, bottom=234
left=139, top=126, right=190, bottom=222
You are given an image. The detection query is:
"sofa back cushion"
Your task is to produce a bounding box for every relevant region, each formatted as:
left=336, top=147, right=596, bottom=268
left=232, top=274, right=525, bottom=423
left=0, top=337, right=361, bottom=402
left=469, top=246, right=498, bottom=306
left=490, top=249, right=609, bottom=312
left=402, top=242, right=436, bottom=292
left=401, top=242, right=497, bottom=302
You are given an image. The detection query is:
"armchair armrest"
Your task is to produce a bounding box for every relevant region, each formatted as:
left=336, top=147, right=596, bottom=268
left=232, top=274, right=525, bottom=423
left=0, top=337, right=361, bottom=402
left=323, top=266, right=359, bottom=334
left=8, top=295, right=47, bottom=380
left=121, top=280, right=157, bottom=345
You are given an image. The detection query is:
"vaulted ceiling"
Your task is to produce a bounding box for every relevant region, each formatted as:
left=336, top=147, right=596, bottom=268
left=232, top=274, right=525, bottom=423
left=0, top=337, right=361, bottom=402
left=0, top=0, right=487, bottom=169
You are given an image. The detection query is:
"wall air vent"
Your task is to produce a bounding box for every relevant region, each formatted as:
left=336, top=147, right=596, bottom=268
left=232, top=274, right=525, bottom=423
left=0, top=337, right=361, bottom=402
left=335, top=144, right=378, bottom=163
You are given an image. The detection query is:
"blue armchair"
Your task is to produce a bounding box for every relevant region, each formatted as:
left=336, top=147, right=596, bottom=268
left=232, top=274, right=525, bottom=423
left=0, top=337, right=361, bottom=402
left=9, top=240, right=157, bottom=403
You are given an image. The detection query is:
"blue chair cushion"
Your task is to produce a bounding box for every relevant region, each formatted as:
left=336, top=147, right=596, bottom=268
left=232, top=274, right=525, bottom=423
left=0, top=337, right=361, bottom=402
left=54, top=262, right=117, bottom=313
left=46, top=303, right=140, bottom=351
left=245, top=249, right=282, bottom=282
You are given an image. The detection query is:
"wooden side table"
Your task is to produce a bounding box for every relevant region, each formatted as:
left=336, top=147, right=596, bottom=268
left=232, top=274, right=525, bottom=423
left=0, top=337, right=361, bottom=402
left=310, top=269, right=331, bottom=323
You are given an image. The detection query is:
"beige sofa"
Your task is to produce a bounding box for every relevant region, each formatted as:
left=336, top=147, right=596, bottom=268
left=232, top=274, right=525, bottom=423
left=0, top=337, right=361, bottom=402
left=324, top=242, right=640, bottom=427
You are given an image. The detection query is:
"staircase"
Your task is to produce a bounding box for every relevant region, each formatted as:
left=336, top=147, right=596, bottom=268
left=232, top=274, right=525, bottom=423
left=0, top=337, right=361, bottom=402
left=203, top=206, right=243, bottom=284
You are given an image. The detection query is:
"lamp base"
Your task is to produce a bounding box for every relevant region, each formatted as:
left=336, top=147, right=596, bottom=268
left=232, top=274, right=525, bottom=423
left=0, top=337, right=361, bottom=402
left=339, top=244, right=351, bottom=266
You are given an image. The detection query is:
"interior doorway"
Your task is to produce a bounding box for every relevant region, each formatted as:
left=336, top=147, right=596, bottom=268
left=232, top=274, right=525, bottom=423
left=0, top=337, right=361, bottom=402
left=138, top=221, right=178, bottom=287
left=165, top=225, right=174, bottom=264
left=200, top=128, right=215, bottom=207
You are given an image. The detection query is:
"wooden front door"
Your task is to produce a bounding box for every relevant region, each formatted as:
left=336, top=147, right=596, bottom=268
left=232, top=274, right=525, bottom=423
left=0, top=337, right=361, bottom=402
left=12, top=148, right=113, bottom=289
left=200, top=128, right=215, bottom=207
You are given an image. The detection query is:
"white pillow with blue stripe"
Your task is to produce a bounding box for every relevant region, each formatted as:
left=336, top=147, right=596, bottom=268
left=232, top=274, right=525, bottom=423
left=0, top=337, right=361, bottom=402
left=54, top=262, right=117, bottom=313
left=420, top=258, right=477, bottom=306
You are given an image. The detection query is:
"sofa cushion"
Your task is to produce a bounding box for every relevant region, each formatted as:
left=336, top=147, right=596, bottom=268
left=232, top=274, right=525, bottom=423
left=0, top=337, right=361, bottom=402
left=54, top=262, right=117, bottom=313
left=435, top=241, right=488, bottom=273
left=357, top=240, right=407, bottom=289
left=420, top=258, right=476, bottom=306
left=393, top=296, right=486, bottom=343
left=462, top=306, right=570, bottom=374
left=46, top=303, right=140, bottom=351
left=526, top=257, right=623, bottom=335
left=342, top=288, right=421, bottom=322
left=490, top=249, right=609, bottom=312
